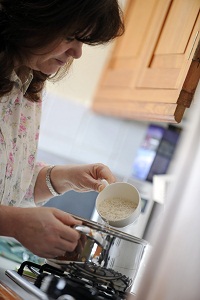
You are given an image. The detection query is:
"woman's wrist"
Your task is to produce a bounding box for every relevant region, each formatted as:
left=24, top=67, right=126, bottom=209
left=35, top=165, right=72, bottom=203
left=48, top=165, right=72, bottom=195
left=45, top=165, right=62, bottom=197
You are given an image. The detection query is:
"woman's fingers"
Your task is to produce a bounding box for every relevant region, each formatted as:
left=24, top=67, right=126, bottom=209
left=53, top=209, right=82, bottom=227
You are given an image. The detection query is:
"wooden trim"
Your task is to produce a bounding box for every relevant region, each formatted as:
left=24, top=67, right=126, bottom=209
left=178, top=38, right=200, bottom=107
left=92, top=101, right=186, bottom=123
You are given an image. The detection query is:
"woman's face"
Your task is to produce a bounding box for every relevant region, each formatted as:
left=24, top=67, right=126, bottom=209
left=26, top=38, right=83, bottom=75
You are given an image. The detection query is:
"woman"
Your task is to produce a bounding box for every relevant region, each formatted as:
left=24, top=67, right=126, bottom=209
left=0, top=0, right=124, bottom=258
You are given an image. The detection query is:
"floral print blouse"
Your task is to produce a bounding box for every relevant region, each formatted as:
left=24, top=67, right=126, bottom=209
left=0, top=72, right=46, bottom=207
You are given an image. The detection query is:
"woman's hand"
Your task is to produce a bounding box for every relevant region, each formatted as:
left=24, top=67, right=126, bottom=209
left=0, top=206, right=82, bottom=258
left=56, top=163, right=117, bottom=193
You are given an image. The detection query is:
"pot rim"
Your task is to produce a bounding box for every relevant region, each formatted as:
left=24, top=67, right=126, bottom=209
left=71, top=214, right=148, bottom=246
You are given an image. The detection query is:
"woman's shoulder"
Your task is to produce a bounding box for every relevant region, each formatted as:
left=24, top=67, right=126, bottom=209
left=0, top=89, right=20, bottom=106
left=0, top=70, right=37, bottom=105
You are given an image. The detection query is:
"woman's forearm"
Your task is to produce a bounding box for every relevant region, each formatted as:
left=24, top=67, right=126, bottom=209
left=0, top=205, right=19, bottom=237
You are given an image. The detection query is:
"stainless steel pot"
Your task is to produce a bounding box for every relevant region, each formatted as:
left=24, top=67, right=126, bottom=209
left=48, top=214, right=151, bottom=295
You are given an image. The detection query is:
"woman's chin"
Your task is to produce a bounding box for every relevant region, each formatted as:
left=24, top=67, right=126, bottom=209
left=41, top=67, right=61, bottom=75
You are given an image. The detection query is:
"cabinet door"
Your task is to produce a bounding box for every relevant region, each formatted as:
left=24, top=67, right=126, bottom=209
left=92, top=0, right=200, bottom=123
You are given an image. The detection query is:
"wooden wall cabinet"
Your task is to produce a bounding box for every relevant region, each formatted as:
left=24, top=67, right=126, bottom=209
left=92, top=0, right=200, bottom=123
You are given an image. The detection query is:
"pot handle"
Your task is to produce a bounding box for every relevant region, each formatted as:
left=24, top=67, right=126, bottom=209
left=73, top=225, right=91, bottom=234
left=73, top=225, right=105, bottom=247
left=100, top=179, right=109, bottom=189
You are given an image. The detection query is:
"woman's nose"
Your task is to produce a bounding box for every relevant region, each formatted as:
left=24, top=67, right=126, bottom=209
left=68, top=40, right=83, bottom=59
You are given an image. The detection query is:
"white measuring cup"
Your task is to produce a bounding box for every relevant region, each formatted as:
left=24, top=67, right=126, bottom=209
left=96, top=180, right=141, bottom=228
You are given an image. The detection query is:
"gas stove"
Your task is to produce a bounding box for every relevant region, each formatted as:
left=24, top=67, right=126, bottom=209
left=4, top=260, right=133, bottom=300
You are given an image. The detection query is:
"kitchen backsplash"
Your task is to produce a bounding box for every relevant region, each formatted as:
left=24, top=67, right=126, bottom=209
left=38, top=90, right=149, bottom=179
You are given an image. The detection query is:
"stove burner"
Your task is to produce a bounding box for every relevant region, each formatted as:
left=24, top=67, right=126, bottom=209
left=63, top=262, right=132, bottom=292
left=17, top=261, right=131, bottom=300
left=39, top=274, right=124, bottom=300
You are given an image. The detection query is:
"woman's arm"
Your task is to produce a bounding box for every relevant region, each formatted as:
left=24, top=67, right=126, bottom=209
left=34, top=163, right=116, bottom=204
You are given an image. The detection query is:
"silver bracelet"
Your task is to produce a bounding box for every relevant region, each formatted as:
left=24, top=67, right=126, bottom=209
left=46, top=165, right=61, bottom=197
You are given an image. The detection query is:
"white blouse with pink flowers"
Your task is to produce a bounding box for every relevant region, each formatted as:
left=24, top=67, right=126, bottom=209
left=0, top=72, right=46, bottom=207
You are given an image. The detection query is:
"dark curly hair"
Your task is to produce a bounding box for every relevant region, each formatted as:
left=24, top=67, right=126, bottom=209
left=0, top=0, right=124, bottom=101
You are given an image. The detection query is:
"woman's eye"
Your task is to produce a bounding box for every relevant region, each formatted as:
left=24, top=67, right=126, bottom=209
left=66, top=36, right=75, bottom=42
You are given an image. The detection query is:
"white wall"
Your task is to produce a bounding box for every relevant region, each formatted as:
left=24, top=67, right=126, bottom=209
left=46, top=43, right=113, bottom=106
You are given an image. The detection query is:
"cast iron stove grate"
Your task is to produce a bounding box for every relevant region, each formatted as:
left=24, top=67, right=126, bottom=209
left=17, top=261, right=132, bottom=299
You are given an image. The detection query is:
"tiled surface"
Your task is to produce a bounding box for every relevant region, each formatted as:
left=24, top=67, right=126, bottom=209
left=39, top=91, right=148, bottom=179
